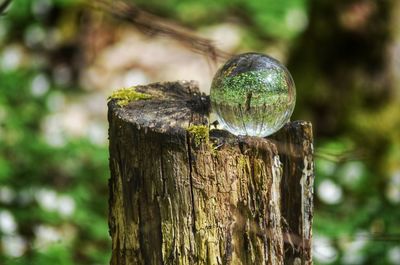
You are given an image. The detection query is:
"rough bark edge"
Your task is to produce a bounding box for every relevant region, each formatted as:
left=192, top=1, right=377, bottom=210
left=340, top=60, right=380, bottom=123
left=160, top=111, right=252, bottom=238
left=272, top=121, right=314, bottom=265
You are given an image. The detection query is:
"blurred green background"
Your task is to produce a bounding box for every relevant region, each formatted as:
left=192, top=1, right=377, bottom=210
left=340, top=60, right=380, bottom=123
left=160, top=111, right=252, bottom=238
left=0, top=0, right=399, bottom=264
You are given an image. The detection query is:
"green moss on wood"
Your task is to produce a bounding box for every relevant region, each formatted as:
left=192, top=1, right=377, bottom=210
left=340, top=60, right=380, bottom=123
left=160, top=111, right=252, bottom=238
left=187, top=125, right=209, bottom=147
left=108, top=87, right=152, bottom=107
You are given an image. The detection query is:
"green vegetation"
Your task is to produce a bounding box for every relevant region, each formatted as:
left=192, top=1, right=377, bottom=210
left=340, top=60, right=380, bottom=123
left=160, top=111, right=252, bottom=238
left=187, top=124, right=209, bottom=146
left=211, top=69, right=289, bottom=106
left=108, top=87, right=152, bottom=107
left=187, top=125, right=219, bottom=156
left=133, top=0, right=308, bottom=40
left=0, top=71, right=110, bottom=264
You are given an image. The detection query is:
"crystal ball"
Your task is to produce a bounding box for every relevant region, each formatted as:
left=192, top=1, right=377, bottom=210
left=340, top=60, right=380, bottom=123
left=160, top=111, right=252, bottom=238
left=210, top=52, right=296, bottom=137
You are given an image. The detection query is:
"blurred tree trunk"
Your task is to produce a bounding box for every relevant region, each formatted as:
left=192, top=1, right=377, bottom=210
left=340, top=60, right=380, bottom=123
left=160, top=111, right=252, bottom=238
left=388, top=0, right=400, bottom=99
left=107, top=81, right=314, bottom=265
left=288, top=0, right=395, bottom=137
left=287, top=0, right=400, bottom=190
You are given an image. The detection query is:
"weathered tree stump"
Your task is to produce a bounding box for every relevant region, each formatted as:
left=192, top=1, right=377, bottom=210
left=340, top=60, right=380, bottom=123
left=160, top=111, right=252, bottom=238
left=108, top=81, right=314, bottom=265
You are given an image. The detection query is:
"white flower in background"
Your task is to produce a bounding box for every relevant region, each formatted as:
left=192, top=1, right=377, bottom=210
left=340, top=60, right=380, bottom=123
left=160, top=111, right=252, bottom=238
left=36, top=188, right=58, bottom=211
left=317, top=179, right=343, bottom=204
left=61, top=105, right=88, bottom=137
left=41, top=113, right=66, bottom=147
left=338, top=161, right=365, bottom=186
left=285, top=8, right=308, bottom=32
left=1, top=45, right=24, bottom=71
left=313, top=235, right=338, bottom=263
left=1, top=235, right=27, bottom=257
left=35, top=189, right=75, bottom=217
left=0, top=186, right=16, bottom=204
left=57, top=195, right=75, bottom=217
left=34, top=225, right=61, bottom=250
left=387, top=170, right=400, bottom=204
left=0, top=210, right=17, bottom=235
left=388, top=246, right=400, bottom=265
left=43, top=92, right=109, bottom=144
left=30, top=73, right=50, bottom=97
left=87, top=122, right=107, bottom=146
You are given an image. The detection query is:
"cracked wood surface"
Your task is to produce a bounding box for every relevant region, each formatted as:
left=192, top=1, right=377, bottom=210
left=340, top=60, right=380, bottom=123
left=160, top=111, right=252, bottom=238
left=108, top=80, right=313, bottom=265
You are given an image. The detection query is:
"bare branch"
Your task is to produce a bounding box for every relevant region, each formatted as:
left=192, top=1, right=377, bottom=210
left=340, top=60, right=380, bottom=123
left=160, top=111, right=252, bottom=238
left=0, top=0, right=12, bottom=15
left=88, top=0, right=231, bottom=63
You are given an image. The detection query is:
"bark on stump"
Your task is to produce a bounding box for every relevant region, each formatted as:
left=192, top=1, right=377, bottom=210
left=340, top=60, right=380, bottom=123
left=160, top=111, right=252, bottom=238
left=108, top=81, right=314, bottom=265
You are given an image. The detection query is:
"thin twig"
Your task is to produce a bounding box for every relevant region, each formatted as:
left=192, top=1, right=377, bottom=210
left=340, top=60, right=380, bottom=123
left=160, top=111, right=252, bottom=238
left=88, top=0, right=231, bottom=63
left=0, top=0, right=12, bottom=15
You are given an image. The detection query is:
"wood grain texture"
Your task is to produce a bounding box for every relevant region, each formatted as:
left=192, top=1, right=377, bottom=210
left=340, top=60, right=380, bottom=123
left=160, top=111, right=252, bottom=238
left=108, top=81, right=313, bottom=265
left=271, top=122, right=314, bottom=265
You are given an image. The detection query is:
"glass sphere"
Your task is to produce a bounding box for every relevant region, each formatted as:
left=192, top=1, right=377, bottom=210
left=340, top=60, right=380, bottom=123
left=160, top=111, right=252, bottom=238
left=210, top=52, right=296, bottom=137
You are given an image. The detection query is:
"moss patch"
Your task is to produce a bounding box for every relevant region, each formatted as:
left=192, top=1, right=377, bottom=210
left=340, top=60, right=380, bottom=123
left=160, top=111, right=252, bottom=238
left=108, top=87, right=152, bottom=107
left=187, top=125, right=209, bottom=146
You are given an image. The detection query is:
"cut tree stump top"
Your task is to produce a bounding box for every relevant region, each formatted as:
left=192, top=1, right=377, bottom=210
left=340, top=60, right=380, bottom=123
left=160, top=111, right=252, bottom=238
left=110, top=80, right=210, bottom=134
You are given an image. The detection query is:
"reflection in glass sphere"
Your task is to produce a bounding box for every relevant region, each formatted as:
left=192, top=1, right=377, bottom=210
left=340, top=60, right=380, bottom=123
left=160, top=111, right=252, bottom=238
left=210, top=52, right=296, bottom=137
